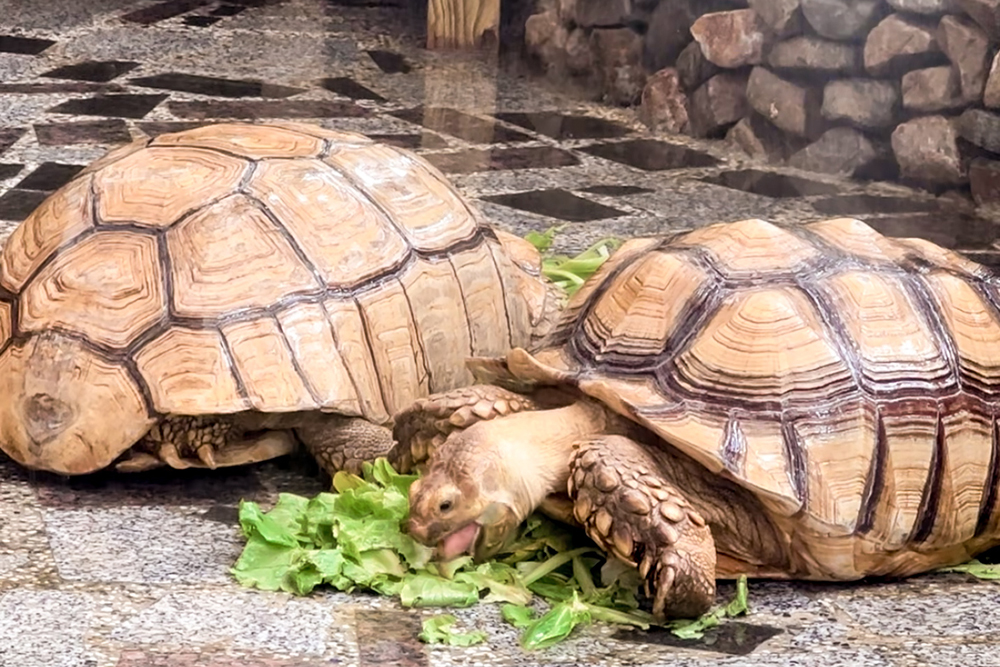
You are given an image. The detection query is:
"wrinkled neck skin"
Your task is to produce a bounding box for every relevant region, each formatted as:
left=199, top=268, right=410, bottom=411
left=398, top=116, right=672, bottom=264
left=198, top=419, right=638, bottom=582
left=487, top=398, right=613, bottom=523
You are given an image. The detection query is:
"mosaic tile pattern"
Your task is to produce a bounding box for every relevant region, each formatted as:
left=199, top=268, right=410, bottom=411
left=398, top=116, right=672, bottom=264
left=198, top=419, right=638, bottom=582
left=2, top=1, right=1000, bottom=666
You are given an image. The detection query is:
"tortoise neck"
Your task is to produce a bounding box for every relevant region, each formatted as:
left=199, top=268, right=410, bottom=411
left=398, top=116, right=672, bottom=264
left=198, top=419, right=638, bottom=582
left=495, top=399, right=612, bottom=521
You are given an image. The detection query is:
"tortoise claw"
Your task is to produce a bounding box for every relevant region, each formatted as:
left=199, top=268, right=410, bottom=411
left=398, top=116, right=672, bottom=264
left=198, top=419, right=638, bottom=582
left=196, top=444, right=218, bottom=469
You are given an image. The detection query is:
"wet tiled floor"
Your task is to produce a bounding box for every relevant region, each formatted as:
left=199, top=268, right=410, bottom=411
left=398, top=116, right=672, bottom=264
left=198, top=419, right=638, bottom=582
left=1, top=1, right=1000, bottom=666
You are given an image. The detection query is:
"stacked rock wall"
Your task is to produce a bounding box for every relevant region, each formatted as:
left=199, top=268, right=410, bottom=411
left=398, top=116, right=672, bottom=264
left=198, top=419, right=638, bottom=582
left=524, top=0, right=1000, bottom=202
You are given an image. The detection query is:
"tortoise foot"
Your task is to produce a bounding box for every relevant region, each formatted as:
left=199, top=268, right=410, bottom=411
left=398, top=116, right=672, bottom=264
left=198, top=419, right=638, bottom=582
left=127, top=416, right=297, bottom=472
left=295, top=415, right=395, bottom=477
left=568, top=435, right=717, bottom=619
left=389, top=385, right=546, bottom=472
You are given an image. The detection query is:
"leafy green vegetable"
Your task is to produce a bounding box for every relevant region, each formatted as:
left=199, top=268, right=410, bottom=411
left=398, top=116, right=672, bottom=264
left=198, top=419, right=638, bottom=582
left=665, top=575, right=750, bottom=640
left=525, top=225, right=622, bottom=296
left=419, top=614, right=487, bottom=646
left=937, top=559, right=1000, bottom=580
left=232, top=458, right=752, bottom=650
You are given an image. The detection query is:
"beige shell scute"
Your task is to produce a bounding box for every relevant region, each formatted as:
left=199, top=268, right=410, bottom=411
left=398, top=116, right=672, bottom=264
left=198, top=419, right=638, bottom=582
left=245, top=158, right=411, bottom=288
left=150, top=122, right=327, bottom=159
left=19, top=230, right=165, bottom=349
left=134, top=326, right=250, bottom=415
left=506, top=217, right=1000, bottom=579
left=0, top=175, right=94, bottom=293
left=0, top=122, right=547, bottom=474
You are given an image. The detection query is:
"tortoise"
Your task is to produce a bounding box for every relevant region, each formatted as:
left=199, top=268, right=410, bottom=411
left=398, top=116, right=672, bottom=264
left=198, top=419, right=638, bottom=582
left=0, top=121, right=558, bottom=477
left=389, top=216, right=1000, bottom=619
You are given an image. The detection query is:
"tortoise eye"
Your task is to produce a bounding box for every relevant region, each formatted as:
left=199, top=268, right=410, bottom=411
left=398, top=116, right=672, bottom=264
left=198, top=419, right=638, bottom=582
left=439, top=500, right=453, bottom=513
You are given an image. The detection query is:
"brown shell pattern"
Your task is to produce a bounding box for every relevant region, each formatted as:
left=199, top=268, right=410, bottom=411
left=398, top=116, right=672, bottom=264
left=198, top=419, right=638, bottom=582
left=0, top=122, right=534, bottom=426
left=524, top=217, right=1000, bottom=575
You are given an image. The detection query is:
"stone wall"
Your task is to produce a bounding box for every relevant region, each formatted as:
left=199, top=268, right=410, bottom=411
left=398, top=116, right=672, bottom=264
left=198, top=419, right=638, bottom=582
left=524, top=0, right=1000, bottom=203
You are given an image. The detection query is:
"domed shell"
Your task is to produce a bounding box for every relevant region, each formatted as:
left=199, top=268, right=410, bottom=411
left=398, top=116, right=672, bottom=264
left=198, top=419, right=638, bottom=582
left=498, top=217, right=1000, bottom=578
left=0, top=122, right=545, bottom=473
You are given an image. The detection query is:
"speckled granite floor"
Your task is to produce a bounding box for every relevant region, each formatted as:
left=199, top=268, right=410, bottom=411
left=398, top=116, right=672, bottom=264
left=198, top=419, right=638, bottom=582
left=2, top=1, right=1000, bottom=666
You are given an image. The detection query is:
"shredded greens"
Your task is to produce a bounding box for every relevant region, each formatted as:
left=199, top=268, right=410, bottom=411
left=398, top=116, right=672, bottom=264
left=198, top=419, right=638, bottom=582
left=232, top=458, right=751, bottom=649
left=231, top=228, right=751, bottom=648
left=527, top=225, right=622, bottom=296
left=937, top=559, right=1000, bottom=580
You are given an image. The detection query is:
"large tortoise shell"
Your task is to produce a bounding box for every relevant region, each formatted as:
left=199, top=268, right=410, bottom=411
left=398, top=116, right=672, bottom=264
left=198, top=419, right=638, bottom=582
left=0, top=122, right=544, bottom=472
left=495, top=217, right=1000, bottom=577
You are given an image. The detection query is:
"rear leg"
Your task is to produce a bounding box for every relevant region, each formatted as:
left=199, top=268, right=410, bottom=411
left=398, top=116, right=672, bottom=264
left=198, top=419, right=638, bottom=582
left=117, top=416, right=297, bottom=472
left=568, top=435, right=717, bottom=619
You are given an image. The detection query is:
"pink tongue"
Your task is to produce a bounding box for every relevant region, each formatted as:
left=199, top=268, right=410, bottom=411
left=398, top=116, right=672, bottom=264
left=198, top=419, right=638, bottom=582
left=440, top=523, right=479, bottom=561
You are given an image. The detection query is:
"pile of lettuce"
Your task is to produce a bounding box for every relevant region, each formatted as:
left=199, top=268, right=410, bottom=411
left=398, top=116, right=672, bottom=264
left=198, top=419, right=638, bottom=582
left=232, top=460, right=749, bottom=650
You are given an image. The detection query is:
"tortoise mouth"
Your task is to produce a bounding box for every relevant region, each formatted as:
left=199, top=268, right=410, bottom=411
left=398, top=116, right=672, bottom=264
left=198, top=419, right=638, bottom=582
left=437, top=521, right=482, bottom=561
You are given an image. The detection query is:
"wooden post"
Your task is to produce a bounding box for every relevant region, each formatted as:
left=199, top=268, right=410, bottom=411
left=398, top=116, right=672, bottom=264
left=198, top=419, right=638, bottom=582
left=427, top=0, right=501, bottom=50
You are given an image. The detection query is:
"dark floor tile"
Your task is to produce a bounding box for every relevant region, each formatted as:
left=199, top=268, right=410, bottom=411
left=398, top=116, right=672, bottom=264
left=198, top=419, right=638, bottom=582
left=0, top=164, right=23, bottom=181
left=864, top=213, right=1000, bottom=250
left=121, top=0, right=209, bottom=24
left=582, top=184, right=655, bottom=196
left=495, top=111, right=633, bottom=140
left=581, top=139, right=720, bottom=171
left=318, top=76, right=386, bottom=101
left=34, top=119, right=132, bottom=145
left=47, top=94, right=168, bottom=119
left=0, top=82, right=126, bottom=94
left=131, top=72, right=303, bottom=98
left=392, top=107, right=533, bottom=144
left=366, top=49, right=412, bottom=74
left=210, top=4, right=247, bottom=15
left=615, top=622, right=783, bottom=656
left=483, top=188, right=627, bottom=222
left=0, top=189, right=48, bottom=221
left=356, top=609, right=427, bottom=667
left=812, top=194, right=939, bottom=216
left=365, top=132, right=448, bottom=150
left=41, top=60, right=139, bottom=82
left=167, top=99, right=371, bottom=119
left=183, top=15, right=222, bottom=26
left=0, top=34, right=55, bottom=55
left=137, top=120, right=212, bottom=137
left=424, top=146, right=580, bottom=174
left=15, top=163, right=85, bottom=192
left=0, top=128, right=26, bottom=155
left=700, top=169, right=841, bottom=198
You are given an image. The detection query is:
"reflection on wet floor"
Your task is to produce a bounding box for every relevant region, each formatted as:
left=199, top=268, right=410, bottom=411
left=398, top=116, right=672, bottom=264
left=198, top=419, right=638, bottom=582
left=580, top=139, right=720, bottom=171
left=701, top=169, right=841, bottom=198
left=614, top=621, right=784, bottom=656
left=483, top=188, right=628, bottom=222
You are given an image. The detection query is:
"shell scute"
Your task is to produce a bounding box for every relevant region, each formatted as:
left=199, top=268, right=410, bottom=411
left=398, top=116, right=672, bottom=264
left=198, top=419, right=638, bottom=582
left=151, top=122, right=326, bottom=159
left=20, top=230, right=165, bottom=349
left=94, top=146, right=247, bottom=228
left=166, top=194, right=320, bottom=319
left=245, top=158, right=410, bottom=288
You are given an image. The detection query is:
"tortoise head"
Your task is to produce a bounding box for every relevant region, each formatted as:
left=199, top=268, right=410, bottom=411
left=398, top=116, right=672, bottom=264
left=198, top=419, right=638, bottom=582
left=406, top=422, right=523, bottom=562
left=0, top=332, right=154, bottom=475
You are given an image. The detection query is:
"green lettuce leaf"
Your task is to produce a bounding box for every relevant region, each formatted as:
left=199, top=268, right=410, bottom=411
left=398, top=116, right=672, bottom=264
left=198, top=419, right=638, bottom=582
left=419, top=614, right=488, bottom=646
